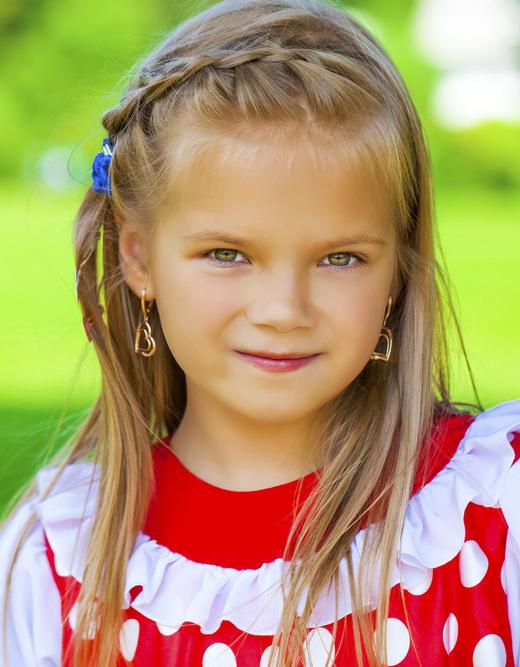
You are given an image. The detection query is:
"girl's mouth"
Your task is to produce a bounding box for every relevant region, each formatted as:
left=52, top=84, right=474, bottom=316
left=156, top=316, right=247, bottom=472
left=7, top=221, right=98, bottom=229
left=232, top=351, right=321, bottom=372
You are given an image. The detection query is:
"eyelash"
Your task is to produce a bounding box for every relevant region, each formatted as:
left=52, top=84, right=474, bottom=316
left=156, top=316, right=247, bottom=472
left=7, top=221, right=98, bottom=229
left=202, top=248, right=366, bottom=271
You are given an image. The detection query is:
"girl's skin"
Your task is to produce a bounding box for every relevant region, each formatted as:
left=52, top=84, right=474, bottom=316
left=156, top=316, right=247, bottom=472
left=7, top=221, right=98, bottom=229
left=118, top=133, right=398, bottom=491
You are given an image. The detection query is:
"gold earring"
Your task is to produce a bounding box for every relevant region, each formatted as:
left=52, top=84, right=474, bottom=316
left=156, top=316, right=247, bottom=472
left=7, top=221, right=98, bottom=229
left=134, top=287, right=156, bottom=357
left=370, top=296, right=393, bottom=362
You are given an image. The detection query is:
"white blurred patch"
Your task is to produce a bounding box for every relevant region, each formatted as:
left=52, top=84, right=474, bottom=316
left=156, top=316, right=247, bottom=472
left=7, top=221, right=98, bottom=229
left=412, top=0, right=520, bottom=128
left=433, top=68, right=520, bottom=128
left=37, top=145, right=76, bottom=191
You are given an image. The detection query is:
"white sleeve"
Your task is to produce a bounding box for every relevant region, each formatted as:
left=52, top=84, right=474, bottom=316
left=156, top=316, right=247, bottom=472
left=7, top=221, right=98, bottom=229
left=499, top=446, right=520, bottom=666
left=0, top=498, right=62, bottom=667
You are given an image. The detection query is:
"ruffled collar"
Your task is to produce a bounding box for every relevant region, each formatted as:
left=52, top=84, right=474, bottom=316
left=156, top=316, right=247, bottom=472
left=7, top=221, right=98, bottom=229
left=142, top=410, right=475, bottom=569
left=34, top=400, right=520, bottom=634
left=143, top=441, right=321, bottom=569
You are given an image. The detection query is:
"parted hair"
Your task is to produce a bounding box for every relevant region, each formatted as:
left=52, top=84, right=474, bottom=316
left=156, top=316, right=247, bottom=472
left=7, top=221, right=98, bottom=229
left=1, top=1, right=481, bottom=665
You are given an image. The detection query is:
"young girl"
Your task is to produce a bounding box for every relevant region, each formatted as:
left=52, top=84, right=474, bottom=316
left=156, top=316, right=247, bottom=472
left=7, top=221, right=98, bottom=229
left=1, top=0, right=519, bottom=665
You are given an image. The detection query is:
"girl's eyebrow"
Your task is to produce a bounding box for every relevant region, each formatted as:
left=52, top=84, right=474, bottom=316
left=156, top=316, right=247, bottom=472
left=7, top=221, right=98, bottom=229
left=180, top=230, right=389, bottom=248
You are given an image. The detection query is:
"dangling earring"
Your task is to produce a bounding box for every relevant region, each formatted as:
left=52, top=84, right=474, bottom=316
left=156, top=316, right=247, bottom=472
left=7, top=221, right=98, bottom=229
left=370, top=296, right=393, bottom=362
left=134, top=287, right=156, bottom=357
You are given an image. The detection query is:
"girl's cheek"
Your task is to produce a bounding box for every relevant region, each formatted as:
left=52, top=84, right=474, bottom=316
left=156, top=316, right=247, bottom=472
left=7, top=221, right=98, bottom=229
left=158, top=269, right=241, bottom=340
left=190, top=277, right=244, bottom=323
left=325, top=278, right=385, bottom=321
left=331, top=289, right=391, bottom=354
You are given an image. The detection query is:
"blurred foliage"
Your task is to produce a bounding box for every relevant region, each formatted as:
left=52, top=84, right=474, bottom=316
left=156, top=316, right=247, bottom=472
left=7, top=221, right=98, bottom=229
left=0, top=0, right=212, bottom=180
left=0, top=0, right=518, bottom=190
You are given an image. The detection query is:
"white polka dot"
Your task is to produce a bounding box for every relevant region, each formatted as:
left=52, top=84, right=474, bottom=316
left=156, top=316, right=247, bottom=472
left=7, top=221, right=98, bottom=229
left=260, top=645, right=280, bottom=666
left=54, top=557, right=69, bottom=577
left=442, top=613, right=458, bottom=654
left=303, top=628, right=335, bottom=666
left=500, top=561, right=507, bottom=593
left=403, top=567, right=433, bottom=595
left=119, top=619, right=140, bottom=662
left=68, top=603, right=78, bottom=631
left=374, top=618, right=410, bottom=666
left=459, top=540, right=489, bottom=587
left=156, top=622, right=182, bottom=636
left=472, top=634, right=507, bottom=667
left=68, top=601, right=99, bottom=639
left=202, top=643, right=237, bottom=666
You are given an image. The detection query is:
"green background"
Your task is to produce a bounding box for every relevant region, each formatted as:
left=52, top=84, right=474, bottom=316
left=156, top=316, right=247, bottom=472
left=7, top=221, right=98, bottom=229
left=1, top=0, right=519, bottom=512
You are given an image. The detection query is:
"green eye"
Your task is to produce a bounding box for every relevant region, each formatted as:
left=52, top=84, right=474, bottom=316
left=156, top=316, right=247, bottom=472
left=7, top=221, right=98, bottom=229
left=323, top=252, right=356, bottom=267
left=212, top=248, right=241, bottom=263
left=203, top=248, right=365, bottom=271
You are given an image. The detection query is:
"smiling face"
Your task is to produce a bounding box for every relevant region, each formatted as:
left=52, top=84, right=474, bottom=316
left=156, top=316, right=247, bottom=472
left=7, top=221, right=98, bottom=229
left=119, top=129, right=398, bottom=427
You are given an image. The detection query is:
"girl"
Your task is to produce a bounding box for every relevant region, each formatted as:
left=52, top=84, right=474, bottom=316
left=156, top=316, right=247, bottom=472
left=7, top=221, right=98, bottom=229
left=1, top=0, right=519, bottom=665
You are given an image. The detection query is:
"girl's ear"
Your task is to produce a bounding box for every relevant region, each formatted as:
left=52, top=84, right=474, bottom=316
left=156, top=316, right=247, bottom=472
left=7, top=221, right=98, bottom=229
left=118, top=224, right=155, bottom=300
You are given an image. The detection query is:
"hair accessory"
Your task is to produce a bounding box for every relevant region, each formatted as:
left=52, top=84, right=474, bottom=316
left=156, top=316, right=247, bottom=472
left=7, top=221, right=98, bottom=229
left=370, top=296, right=393, bottom=362
left=81, top=304, right=104, bottom=343
left=135, top=287, right=156, bottom=357
left=82, top=315, right=95, bottom=342
left=91, top=137, right=114, bottom=195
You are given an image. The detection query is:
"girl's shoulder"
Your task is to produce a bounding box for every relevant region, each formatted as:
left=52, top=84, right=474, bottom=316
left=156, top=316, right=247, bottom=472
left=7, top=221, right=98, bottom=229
left=395, top=398, right=520, bottom=663
left=414, top=398, right=520, bottom=497
left=423, top=397, right=520, bottom=505
left=399, top=397, right=520, bottom=584
left=0, top=462, right=98, bottom=665
left=0, top=490, right=62, bottom=665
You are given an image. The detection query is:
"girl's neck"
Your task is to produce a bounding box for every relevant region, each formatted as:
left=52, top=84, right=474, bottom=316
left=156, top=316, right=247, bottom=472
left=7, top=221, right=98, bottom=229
left=170, top=398, right=325, bottom=492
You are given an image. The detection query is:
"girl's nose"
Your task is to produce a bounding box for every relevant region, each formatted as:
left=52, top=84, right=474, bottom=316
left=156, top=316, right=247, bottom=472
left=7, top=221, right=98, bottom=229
left=245, top=268, right=315, bottom=331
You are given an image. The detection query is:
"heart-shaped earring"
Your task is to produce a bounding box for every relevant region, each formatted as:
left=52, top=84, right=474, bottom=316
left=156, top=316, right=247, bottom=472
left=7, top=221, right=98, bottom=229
left=134, top=287, right=156, bottom=357
left=370, top=326, right=393, bottom=362
left=370, top=296, right=393, bottom=362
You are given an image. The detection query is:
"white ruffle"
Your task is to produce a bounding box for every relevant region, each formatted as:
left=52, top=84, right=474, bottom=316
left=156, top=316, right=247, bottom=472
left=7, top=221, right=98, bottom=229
left=0, top=497, right=63, bottom=666
left=34, top=399, right=520, bottom=636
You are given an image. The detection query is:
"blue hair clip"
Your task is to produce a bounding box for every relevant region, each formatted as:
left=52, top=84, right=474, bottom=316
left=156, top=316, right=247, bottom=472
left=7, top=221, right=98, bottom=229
left=91, top=137, right=114, bottom=195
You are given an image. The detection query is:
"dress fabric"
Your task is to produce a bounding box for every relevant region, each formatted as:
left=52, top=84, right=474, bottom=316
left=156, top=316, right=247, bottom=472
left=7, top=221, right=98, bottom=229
left=1, top=399, right=520, bottom=666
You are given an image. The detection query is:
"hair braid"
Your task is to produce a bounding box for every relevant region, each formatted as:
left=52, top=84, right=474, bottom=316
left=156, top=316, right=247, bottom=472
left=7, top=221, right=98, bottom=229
left=102, top=43, right=383, bottom=139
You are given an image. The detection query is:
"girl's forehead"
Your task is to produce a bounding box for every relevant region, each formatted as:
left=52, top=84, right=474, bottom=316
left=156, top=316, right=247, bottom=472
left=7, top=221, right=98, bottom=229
left=161, top=130, right=394, bottom=243
left=168, top=123, right=381, bottom=193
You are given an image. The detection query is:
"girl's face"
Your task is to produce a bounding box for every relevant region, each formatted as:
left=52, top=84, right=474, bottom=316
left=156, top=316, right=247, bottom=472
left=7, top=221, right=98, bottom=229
left=120, top=134, right=398, bottom=424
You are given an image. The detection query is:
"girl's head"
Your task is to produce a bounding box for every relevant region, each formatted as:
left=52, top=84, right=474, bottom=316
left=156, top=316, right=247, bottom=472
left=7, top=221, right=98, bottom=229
left=77, top=0, right=439, bottom=440
left=6, top=1, right=480, bottom=666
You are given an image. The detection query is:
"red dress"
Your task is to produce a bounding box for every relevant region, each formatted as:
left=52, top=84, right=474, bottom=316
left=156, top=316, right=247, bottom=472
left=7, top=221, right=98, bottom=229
left=1, top=400, right=520, bottom=666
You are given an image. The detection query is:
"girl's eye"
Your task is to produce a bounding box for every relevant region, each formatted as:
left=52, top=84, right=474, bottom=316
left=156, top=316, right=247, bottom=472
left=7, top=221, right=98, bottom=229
left=203, top=248, right=364, bottom=270
left=321, top=252, right=363, bottom=269
left=206, top=248, right=247, bottom=265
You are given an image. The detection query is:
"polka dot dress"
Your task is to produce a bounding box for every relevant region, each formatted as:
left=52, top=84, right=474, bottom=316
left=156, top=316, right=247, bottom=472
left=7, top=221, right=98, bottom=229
left=17, top=401, right=520, bottom=665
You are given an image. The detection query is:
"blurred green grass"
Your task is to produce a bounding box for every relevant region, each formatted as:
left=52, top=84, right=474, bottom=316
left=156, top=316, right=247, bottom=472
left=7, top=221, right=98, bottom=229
left=1, top=181, right=519, bottom=511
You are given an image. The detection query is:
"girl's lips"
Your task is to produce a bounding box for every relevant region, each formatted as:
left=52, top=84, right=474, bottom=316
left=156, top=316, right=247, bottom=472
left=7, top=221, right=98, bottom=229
left=238, top=350, right=316, bottom=359
left=232, top=350, right=321, bottom=372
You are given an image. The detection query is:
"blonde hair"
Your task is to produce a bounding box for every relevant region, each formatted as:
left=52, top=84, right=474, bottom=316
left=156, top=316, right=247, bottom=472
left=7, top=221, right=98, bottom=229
left=1, top=0, right=482, bottom=665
